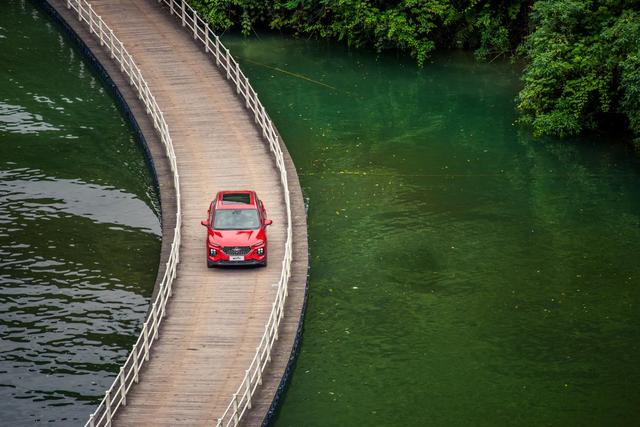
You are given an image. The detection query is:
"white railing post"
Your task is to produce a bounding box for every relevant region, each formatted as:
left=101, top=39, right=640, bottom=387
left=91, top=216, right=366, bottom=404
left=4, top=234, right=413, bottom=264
left=256, top=346, right=263, bottom=385
left=235, top=62, right=240, bottom=93
left=261, top=106, right=268, bottom=138
left=273, top=303, right=279, bottom=341
left=193, top=10, right=197, bottom=39
left=170, top=0, right=174, bottom=15
left=88, top=413, right=95, bottom=427
left=265, top=324, right=271, bottom=362
left=232, top=393, right=239, bottom=426
left=119, top=367, right=127, bottom=406
left=132, top=344, right=139, bottom=383
left=153, top=304, right=159, bottom=339
left=105, top=389, right=112, bottom=426
left=144, top=87, right=151, bottom=114
left=143, top=325, right=150, bottom=361
left=279, top=292, right=285, bottom=319
left=162, top=278, right=169, bottom=317
left=128, top=56, right=134, bottom=86
left=181, top=0, right=186, bottom=26
left=76, top=0, right=81, bottom=21
left=88, top=4, right=93, bottom=33
left=226, top=49, right=231, bottom=79
left=244, top=78, right=250, bottom=108
left=245, top=370, right=252, bottom=409
left=205, top=25, right=209, bottom=53
left=119, top=42, right=124, bottom=72
left=99, top=18, right=103, bottom=45
left=66, top=0, right=71, bottom=9
left=214, top=37, right=220, bottom=66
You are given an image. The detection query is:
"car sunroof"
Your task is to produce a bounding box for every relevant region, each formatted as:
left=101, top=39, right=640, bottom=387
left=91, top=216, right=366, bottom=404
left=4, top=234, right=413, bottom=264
left=222, top=193, right=251, bottom=204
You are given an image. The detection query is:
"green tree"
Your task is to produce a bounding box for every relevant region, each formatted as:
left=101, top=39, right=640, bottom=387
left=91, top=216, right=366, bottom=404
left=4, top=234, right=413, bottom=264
left=189, top=0, right=530, bottom=66
left=189, top=0, right=640, bottom=141
left=517, top=0, right=640, bottom=140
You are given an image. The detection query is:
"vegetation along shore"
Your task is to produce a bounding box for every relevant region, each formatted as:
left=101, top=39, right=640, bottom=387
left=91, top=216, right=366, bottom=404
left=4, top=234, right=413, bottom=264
left=190, top=0, right=640, bottom=143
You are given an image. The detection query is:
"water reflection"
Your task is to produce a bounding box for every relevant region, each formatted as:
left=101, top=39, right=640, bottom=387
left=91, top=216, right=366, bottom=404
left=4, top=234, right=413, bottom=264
left=0, top=165, right=158, bottom=425
left=0, top=101, right=60, bottom=134
left=0, top=168, right=161, bottom=235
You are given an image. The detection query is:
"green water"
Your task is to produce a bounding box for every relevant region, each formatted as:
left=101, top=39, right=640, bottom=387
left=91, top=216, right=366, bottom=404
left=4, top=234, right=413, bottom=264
left=0, top=1, right=160, bottom=424
left=224, top=36, right=640, bottom=426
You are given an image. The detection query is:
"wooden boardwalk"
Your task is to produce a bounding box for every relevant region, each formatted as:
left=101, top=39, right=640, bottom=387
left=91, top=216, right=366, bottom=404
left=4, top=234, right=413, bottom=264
left=46, top=1, right=308, bottom=426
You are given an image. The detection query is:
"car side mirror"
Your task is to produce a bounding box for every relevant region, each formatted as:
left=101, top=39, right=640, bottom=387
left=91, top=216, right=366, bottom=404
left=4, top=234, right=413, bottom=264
left=201, top=220, right=209, bottom=227
left=264, top=219, right=273, bottom=226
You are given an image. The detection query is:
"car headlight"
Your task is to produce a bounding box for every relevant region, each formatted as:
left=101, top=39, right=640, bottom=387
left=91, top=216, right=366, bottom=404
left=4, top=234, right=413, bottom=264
left=256, top=247, right=264, bottom=256
left=210, top=248, right=217, bottom=256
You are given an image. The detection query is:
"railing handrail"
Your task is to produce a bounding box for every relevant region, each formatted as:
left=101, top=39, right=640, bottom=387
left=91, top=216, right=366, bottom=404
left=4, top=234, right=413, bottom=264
left=155, top=3, right=295, bottom=425
left=61, top=1, right=182, bottom=426
left=66, top=0, right=295, bottom=426
left=158, top=2, right=294, bottom=425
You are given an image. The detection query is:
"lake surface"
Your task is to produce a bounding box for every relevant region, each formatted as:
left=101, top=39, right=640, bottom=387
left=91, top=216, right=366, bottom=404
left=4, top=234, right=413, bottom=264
left=224, top=35, right=640, bottom=426
left=0, top=1, right=160, bottom=425
left=1, top=1, right=638, bottom=424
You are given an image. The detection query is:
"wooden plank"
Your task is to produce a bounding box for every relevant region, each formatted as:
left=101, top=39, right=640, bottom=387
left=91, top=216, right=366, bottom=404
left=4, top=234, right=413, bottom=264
left=46, top=0, right=308, bottom=426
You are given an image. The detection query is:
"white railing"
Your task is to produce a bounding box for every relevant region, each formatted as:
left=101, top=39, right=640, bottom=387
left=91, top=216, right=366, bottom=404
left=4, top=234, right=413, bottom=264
left=67, top=0, right=294, bottom=426
left=155, top=2, right=294, bottom=425
left=61, top=1, right=182, bottom=426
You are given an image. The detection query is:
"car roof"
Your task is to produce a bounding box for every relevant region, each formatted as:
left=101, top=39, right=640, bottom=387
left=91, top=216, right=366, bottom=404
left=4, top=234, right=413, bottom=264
left=214, top=190, right=257, bottom=209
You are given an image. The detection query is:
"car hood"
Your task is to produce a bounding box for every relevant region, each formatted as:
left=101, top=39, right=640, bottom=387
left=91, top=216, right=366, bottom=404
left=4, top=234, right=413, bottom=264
left=208, top=228, right=264, bottom=246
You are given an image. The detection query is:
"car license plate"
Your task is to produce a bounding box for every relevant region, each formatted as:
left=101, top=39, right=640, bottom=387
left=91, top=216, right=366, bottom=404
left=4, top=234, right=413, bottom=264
left=229, top=255, right=244, bottom=262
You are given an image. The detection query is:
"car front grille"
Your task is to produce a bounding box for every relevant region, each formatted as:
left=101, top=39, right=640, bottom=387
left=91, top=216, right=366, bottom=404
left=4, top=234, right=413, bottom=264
left=223, top=246, right=251, bottom=256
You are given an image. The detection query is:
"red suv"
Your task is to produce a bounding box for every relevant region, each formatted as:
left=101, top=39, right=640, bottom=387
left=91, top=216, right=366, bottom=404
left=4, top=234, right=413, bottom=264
left=200, top=190, right=272, bottom=267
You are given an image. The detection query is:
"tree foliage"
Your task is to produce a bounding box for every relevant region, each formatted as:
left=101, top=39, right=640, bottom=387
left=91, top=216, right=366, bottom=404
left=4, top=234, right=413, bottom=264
left=517, top=0, right=640, bottom=140
left=189, top=0, right=530, bottom=65
left=189, top=0, right=640, bottom=141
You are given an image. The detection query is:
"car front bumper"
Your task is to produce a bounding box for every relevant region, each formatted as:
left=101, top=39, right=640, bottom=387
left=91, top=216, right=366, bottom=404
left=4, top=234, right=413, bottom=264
left=208, top=258, right=265, bottom=267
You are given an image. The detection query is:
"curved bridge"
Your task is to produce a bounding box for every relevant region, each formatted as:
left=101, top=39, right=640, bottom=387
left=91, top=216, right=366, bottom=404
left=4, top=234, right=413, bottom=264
left=46, top=0, right=308, bottom=425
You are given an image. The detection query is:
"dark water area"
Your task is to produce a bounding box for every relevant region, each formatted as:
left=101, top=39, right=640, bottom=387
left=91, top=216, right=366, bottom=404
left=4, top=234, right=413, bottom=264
left=224, top=35, right=640, bottom=426
left=0, top=1, right=159, bottom=425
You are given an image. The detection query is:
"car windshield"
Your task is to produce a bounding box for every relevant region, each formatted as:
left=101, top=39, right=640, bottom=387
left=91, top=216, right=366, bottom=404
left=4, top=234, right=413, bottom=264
left=213, top=209, right=260, bottom=230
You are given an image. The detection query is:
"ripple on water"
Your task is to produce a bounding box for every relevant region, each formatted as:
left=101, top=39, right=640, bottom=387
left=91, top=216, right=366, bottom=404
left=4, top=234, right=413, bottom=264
left=0, top=2, right=160, bottom=423
left=0, top=166, right=159, bottom=425
left=0, top=102, right=60, bottom=135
